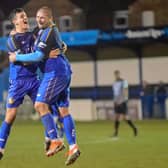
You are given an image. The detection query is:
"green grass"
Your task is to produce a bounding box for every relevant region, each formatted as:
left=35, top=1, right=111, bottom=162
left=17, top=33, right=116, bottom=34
left=0, top=120, right=168, bottom=168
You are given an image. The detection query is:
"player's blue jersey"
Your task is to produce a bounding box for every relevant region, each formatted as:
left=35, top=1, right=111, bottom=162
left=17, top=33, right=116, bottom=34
left=34, top=25, right=72, bottom=75
left=7, top=32, right=38, bottom=80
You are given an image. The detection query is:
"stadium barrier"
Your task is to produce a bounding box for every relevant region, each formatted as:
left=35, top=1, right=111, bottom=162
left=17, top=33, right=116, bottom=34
left=95, top=100, right=142, bottom=120
left=70, top=99, right=97, bottom=121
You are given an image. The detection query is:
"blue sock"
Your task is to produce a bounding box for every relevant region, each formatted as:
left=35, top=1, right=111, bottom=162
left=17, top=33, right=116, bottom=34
left=41, top=113, right=58, bottom=140
left=0, top=121, right=11, bottom=149
left=63, top=114, right=76, bottom=145
left=50, top=105, right=64, bottom=138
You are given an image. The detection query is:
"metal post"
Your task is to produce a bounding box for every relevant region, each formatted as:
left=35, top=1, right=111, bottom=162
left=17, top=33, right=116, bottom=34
left=89, top=48, right=98, bottom=100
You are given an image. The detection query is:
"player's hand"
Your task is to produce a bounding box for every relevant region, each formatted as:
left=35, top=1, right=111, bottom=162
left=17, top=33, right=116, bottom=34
left=49, top=48, right=61, bottom=58
left=8, top=52, right=16, bottom=62
left=62, top=41, right=67, bottom=53
left=10, top=29, right=17, bottom=35
left=49, top=41, right=68, bottom=58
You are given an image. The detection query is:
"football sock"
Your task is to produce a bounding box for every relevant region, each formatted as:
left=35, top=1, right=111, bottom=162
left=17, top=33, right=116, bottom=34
left=126, top=120, right=136, bottom=129
left=41, top=113, right=58, bottom=140
left=63, top=114, right=76, bottom=145
left=114, top=120, right=120, bottom=136
left=50, top=105, right=64, bottom=138
left=0, top=121, right=11, bottom=149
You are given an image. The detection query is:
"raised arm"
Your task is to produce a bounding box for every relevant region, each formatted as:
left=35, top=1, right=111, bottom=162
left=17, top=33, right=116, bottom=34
left=9, top=50, right=44, bottom=62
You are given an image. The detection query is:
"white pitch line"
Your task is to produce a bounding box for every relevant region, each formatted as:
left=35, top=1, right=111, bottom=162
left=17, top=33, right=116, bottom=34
left=80, top=137, right=119, bottom=145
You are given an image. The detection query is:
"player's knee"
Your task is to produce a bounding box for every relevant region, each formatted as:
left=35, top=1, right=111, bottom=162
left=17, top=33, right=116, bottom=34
left=34, top=102, right=49, bottom=115
left=5, top=108, right=17, bottom=124
left=34, top=103, right=42, bottom=112
left=59, top=107, right=69, bottom=117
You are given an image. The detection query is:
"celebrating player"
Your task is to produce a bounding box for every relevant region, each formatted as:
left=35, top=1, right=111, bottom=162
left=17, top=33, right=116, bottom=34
left=0, top=8, right=41, bottom=159
left=0, top=8, right=64, bottom=160
left=9, top=6, right=80, bottom=165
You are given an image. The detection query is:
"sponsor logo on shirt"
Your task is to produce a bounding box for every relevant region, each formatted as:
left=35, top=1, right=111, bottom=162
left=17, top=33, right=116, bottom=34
left=38, top=42, right=47, bottom=49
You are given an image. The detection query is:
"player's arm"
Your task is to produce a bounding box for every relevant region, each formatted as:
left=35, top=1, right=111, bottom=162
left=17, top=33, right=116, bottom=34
left=9, top=27, right=64, bottom=62
left=7, top=36, right=17, bottom=52
left=51, top=27, right=67, bottom=55
left=9, top=50, right=44, bottom=62
left=9, top=46, right=62, bottom=62
left=49, top=41, right=67, bottom=58
left=123, top=80, right=129, bottom=101
left=62, top=41, right=67, bottom=53
left=47, top=26, right=67, bottom=58
left=7, top=35, right=21, bottom=63
left=9, top=28, right=50, bottom=62
left=49, top=48, right=61, bottom=57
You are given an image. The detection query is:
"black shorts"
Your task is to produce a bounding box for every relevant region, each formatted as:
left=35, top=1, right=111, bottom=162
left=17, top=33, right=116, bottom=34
left=114, top=102, right=127, bottom=114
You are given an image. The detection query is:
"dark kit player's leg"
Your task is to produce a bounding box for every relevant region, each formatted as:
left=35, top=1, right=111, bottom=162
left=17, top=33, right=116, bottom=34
left=123, top=102, right=138, bottom=136
left=112, top=104, right=122, bottom=138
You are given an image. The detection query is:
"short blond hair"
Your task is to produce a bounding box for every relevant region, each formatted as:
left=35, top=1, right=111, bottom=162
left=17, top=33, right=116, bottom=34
left=37, top=6, right=52, bottom=18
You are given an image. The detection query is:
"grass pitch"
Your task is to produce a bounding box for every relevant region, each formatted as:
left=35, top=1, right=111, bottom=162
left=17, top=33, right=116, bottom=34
left=0, top=120, right=167, bottom=168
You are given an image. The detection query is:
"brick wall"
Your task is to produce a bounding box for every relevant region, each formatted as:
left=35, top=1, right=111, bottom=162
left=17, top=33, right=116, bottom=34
left=23, top=0, right=76, bottom=17
left=23, top=0, right=85, bottom=31
left=129, top=0, right=168, bottom=27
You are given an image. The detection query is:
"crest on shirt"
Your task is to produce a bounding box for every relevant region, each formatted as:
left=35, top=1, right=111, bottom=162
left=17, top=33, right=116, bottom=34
left=8, top=97, right=14, bottom=104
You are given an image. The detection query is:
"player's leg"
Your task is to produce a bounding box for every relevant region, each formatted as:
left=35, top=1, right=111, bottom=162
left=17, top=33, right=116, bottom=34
left=28, top=78, right=53, bottom=151
left=50, top=104, right=64, bottom=139
left=35, top=77, right=64, bottom=157
left=113, top=113, right=120, bottom=137
left=29, top=78, right=65, bottom=155
left=57, top=80, right=80, bottom=166
left=122, top=102, right=138, bottom=136
left=59, top=107, right=80, bottom=166
left=0, top=107, right=17, bottom=159
left=40, top=74, right=80, bottom=165
left=113, top=104, right=121, bottom=138
left=43, top=104, right=64, bottom=152
left=123, top=114, right=138, bottom=136
left=0, top=80, right=26, bottom=159
left=34, top=102, right=64, bottom=156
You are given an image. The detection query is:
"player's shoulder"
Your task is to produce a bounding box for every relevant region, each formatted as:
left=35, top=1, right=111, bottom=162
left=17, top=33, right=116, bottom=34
left=44, top=25, right=55, bottom=34
left=7, top=35, right=17, bottom=51
left=114, top=78, right=124, bottom=83
left=123, top=79, right=128, bottom=83
left=119, top=78, right=128, bottom=83
left=44, top=24, right=58, bottom=35
left=7, top=34, right=15, bottom=41
left=40, top=26, right=54, bottom=42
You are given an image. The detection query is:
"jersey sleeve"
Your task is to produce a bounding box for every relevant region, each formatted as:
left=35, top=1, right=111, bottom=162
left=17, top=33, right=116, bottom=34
left=16, top=50, right=44, bottom=62
left=7, top=36, right=18, bottom=52
left=53, top=27, right=64, bottom=49
left=35, top=26, right=64, bottom=55
left=35, top=27, right=53, bottom=54
left=123, top=80, right=128, bottom=89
